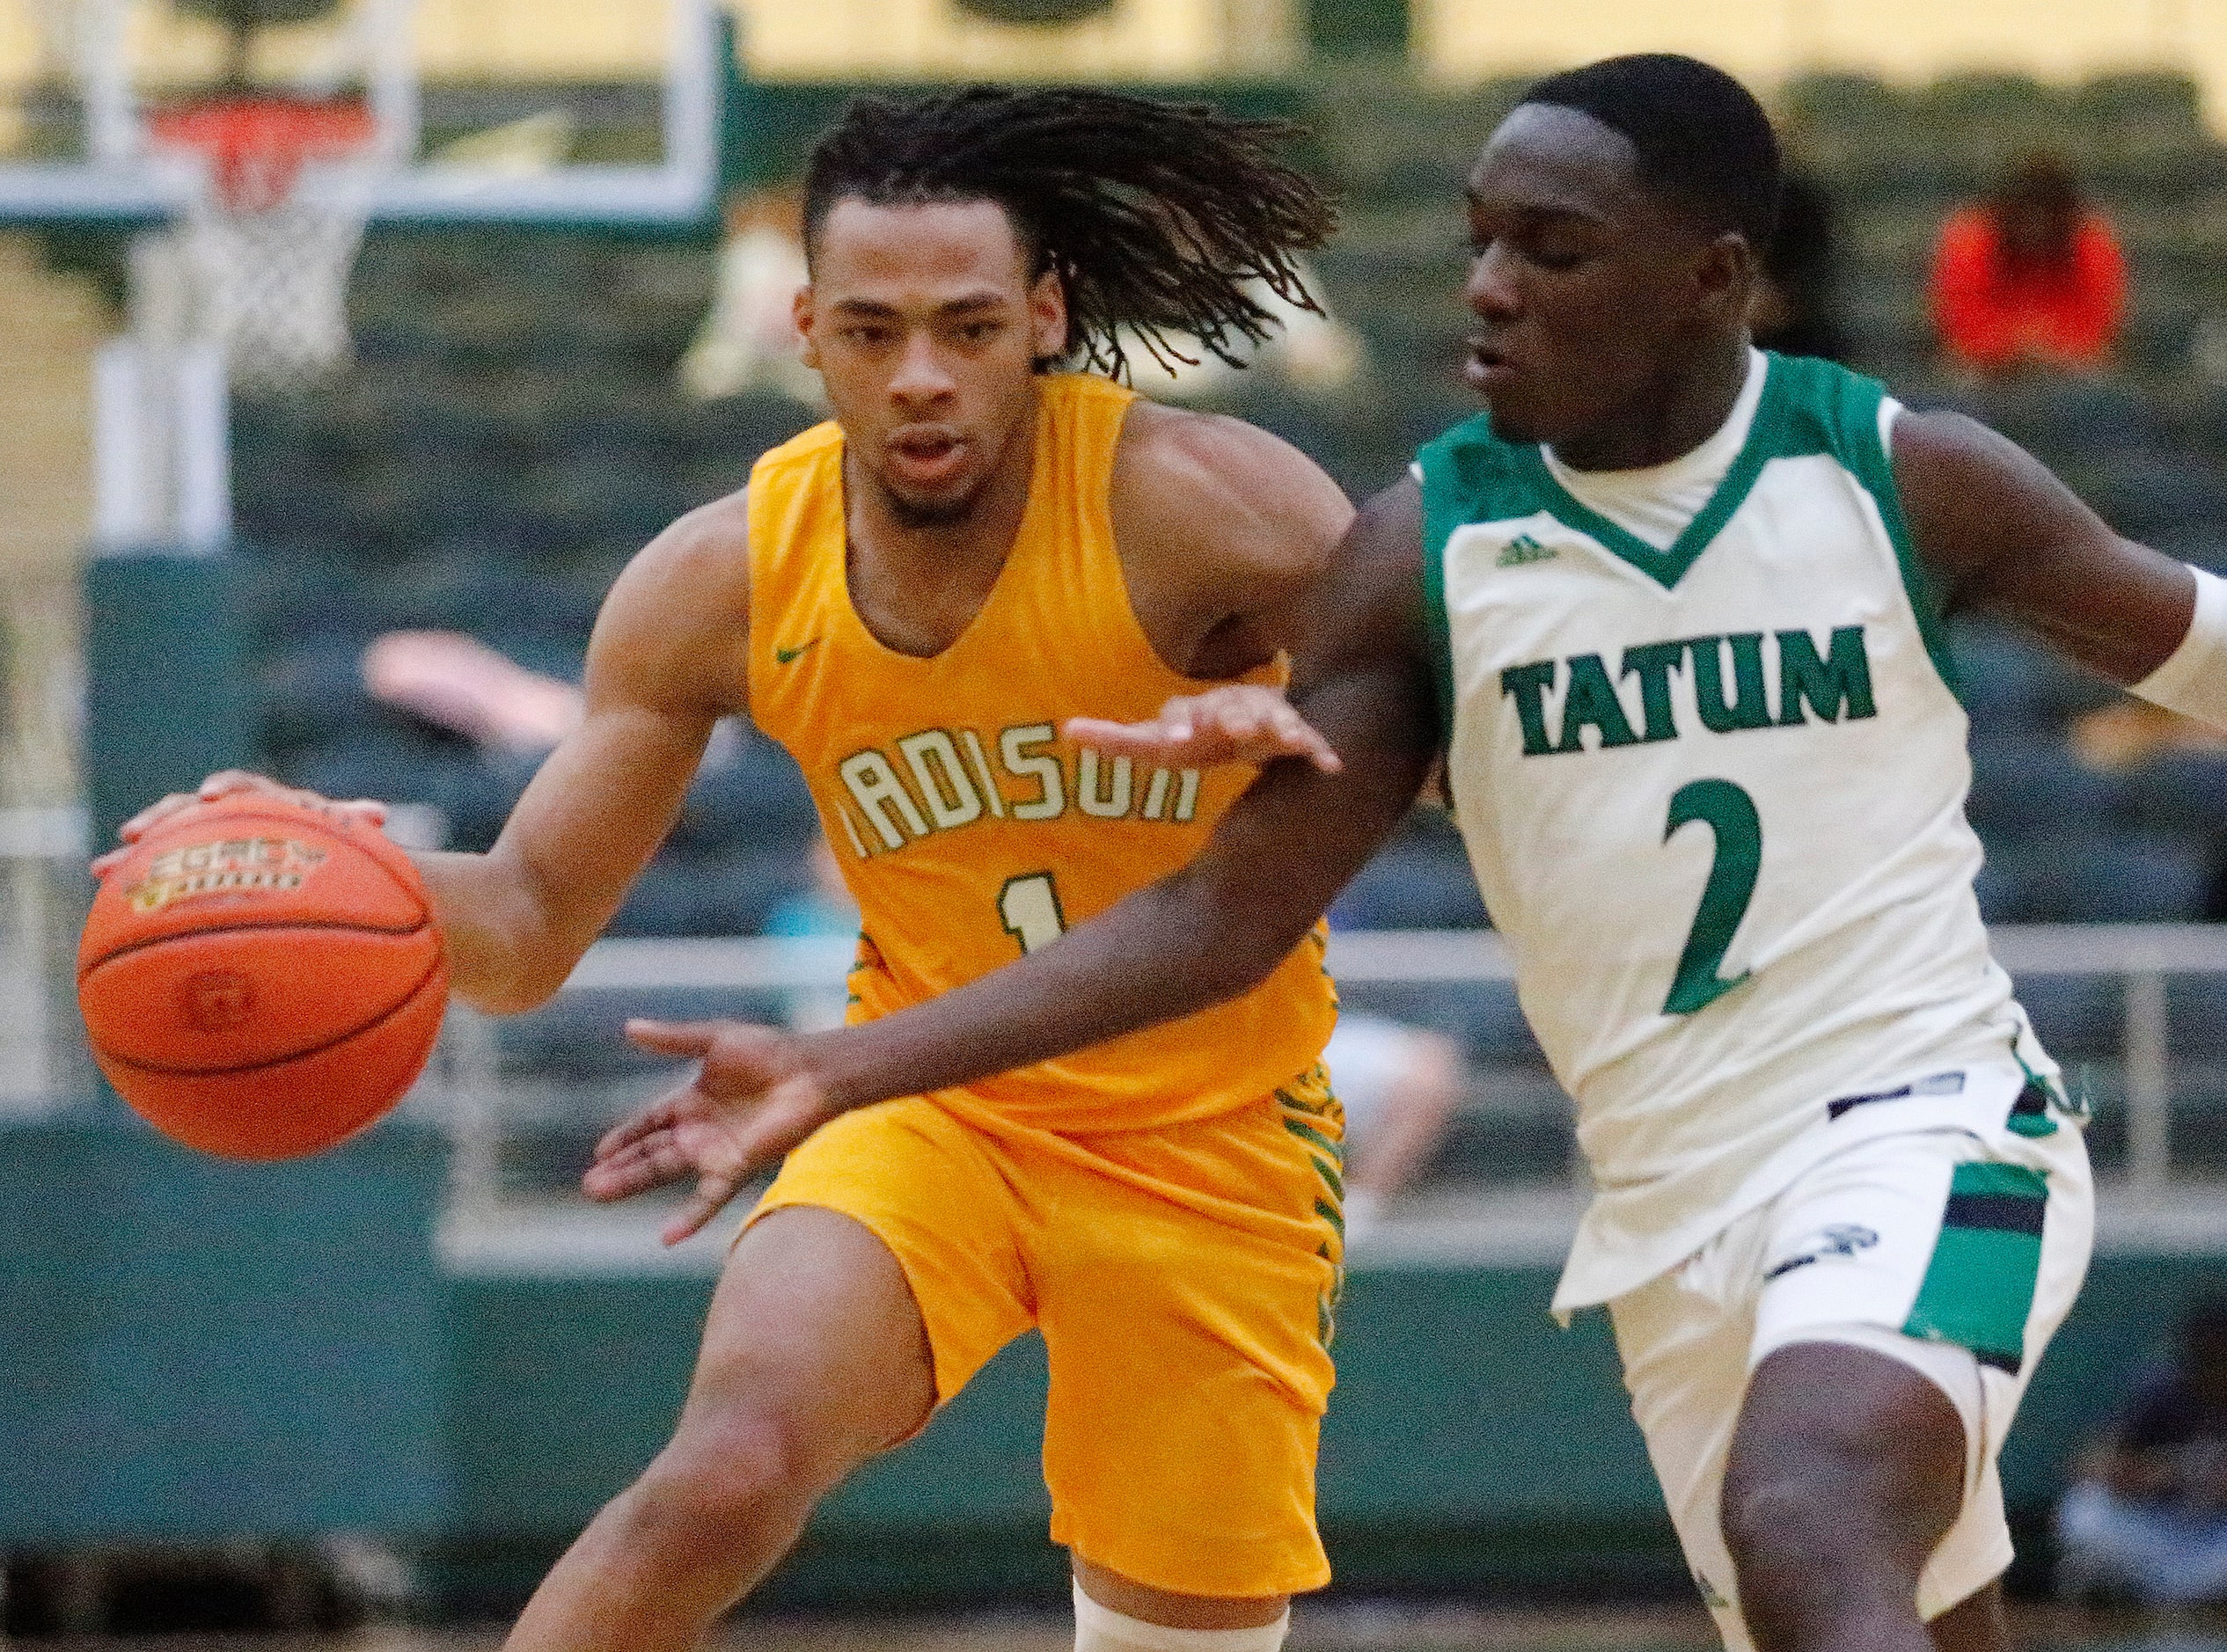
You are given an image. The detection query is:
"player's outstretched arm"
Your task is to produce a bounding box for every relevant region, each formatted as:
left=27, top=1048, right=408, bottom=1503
left=588, top=481, right=1441, bottom=1239
left=96, top=496, right=755, bottom=1017
left=1894, top=410, right=2198, bottom=684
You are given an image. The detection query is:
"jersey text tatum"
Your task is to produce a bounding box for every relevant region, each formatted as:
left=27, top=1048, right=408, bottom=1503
left=1501, top=625, right=1876, bottom=757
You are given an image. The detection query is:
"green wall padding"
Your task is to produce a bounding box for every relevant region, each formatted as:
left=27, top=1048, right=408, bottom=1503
left=84, top=551, right=250, bottom=853
left=0, top=1121, right=450, bottom=1543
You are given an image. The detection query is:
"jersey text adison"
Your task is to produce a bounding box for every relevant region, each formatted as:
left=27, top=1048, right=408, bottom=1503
left=836, top=721, right=1202, bottom=857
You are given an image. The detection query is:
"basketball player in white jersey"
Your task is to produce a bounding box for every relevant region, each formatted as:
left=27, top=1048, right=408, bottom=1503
left=587, top=55, right=2222, bottom=1652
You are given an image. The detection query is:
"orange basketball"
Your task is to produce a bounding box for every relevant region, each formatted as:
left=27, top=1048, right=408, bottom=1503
left=77, top=794, right=449, bottom=1160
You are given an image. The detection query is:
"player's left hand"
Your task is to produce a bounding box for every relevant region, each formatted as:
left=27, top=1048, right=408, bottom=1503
left=585, top=1020, right=838, bottom=1245
left=1062, top=683, right=1341, bottom=773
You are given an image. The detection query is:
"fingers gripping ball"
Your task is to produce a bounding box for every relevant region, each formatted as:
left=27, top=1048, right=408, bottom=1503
left=77, top=796, right=448, bottom=1159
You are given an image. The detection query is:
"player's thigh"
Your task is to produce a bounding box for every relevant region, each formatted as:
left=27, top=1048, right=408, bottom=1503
left=1034, top=1091, right=1343, bottom=1598
left=1733, top=1122, right=2092, bottom=1613
left=671, top=1204, right=936, bottom=1488
left=1928, top=1580, right=2007, bottom=1652
left=1040, top=1235, right=1331, bottom=1599
left=1749, top=1122, right=2092, bottom=1403
left=744, top=1097, right=1035, bottom=1410
left=1607, top=1249, right=1759, bottom=1636
left=1726, top=1339, right=1967, bottom=1563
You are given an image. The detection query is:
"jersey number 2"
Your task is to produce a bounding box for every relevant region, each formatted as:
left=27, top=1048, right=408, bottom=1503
left=998, top=871, right=1067, bottom=956
left=1662, top=778, right=1761, bottom=1015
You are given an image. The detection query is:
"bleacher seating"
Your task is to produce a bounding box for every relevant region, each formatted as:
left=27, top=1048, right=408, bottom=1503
left=221, top=65, right=2227, bottom=990
left=231, top=232, right=826, bottom=938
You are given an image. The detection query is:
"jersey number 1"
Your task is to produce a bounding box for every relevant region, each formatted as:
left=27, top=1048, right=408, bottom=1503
left=1662, top=778, right=1761, bottom=1016
left=999, top=871, right=1067, bottom=956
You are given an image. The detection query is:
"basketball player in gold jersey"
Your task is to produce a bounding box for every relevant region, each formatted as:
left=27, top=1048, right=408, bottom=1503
left=108, top=90, right=1359, bottom=1650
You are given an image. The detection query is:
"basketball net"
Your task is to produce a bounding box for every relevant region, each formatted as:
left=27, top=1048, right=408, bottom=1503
left=146, top=98, right=381, bottom=393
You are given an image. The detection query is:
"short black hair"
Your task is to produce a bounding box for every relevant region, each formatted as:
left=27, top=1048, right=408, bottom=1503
left=1520, top=54, right=1782, bottom=251
left=802, top=86, right=1337, bottom=379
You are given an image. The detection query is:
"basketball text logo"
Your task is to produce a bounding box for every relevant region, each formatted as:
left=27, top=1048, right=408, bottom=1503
left=176, top=969, right=259, bottom=1034
left=127, top=836, right=329, bottom=914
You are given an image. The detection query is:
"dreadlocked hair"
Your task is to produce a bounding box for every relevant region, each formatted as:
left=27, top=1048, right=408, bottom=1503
left=802, top=85, right=1338, bottom=380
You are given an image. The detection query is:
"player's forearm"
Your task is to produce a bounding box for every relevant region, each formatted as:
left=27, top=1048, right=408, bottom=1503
left=802, top=864, right=1312, bottom=1112
left=415, top=705, right=715, bottom=1014
left=798, top=742, right=1418, bottom=1108
left=414, top=845, right=590, bottom=1015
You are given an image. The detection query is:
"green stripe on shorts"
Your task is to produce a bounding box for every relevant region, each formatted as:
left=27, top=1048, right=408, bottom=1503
left=1902, top=1162, right=2047, bottom=1374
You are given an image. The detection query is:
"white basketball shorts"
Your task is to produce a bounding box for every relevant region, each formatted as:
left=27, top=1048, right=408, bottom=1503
left=1606, top=1115, right=2092, bottom=1651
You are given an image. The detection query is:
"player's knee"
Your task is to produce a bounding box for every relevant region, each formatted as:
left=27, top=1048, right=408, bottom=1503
left=1725, top=1346, right=1965, bottom=1590
left=626, top=1405, right=816, bottom=1550
left=1721, top=1455, right=1844, bottom=1590
left=1721, top=1461, right=1879, bottom=1652
left=1072, top=1578, right=1291, bottom=1652
left=1720, top=1440, right=1940, bottom=1648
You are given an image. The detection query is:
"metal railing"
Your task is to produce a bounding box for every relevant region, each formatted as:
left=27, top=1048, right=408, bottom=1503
left=10, top=807, right=2226, bottom=1207
left=519, top=924, right=2227, bottom=1200
left=0, top=807, right=90, bottom=1113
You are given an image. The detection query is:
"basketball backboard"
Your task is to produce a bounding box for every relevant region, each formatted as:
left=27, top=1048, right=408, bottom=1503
left=0, top=0, right=723, bottom=230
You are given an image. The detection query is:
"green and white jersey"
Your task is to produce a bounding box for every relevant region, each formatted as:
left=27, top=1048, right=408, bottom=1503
left=1417, top=350, right=2062, bottom=1311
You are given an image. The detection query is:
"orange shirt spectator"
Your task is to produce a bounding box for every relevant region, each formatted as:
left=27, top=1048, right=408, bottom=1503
left=1930, top=153, right=2127, bottom=375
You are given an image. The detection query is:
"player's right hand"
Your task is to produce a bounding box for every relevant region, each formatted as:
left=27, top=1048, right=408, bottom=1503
left=92, top=770, right=389, bottom=880
left=587, top=1020, right=839, bottom=1245
left=1063, top=683, right=1342, bottom=774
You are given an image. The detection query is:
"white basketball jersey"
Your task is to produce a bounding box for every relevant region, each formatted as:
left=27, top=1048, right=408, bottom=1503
left=1417, top=351, right=2069, bottom=1311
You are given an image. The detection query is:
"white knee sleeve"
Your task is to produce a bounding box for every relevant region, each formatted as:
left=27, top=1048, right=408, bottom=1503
left=1072, top=1581, right=1291, bottom=1652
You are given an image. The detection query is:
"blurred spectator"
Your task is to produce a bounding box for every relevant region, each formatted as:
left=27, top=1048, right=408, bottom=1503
left=1119, top=256, right=1367, bottom=406
left=363, top=630, right=583, bottom=753
left=2056, top=1296, right=2227, bottom=1606
left=1931, top=153, right=2127, bottom=377
left=680, top=187, right=824, bottom=406
left=2071, top=698, right=2227, bottom=774
left=1752, top=168, right=1848, bottom=363
left=362, top=629, right=758, bottom=771
left=358, top=629, right=753, bottom=838
left=761, top=836, right=860, bottom=1033
left=1327, top=1012, right=1463, bottom=1239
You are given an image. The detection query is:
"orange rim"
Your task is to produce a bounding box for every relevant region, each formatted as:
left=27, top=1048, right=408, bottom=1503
left=145, top=96, right=377, bottom=212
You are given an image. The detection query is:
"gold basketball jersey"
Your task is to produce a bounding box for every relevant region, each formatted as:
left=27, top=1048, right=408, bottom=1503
left=746, top=374, right=1335, bottom=1132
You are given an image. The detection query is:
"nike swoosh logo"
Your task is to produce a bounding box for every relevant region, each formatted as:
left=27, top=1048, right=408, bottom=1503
left=773, top=639, right=822, bottom=664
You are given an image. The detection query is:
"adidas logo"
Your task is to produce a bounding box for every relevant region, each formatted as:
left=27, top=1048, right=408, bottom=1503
left=1498, top=532, right=1557, bottom=567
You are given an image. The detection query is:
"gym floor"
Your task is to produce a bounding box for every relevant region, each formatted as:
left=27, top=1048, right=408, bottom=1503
left=5, top=1602, right=2215, bottom=1652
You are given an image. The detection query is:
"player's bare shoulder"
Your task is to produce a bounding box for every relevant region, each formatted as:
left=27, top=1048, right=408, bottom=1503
left=1113, top=399, right=1352, bottom=574
left=1110, top=399, right=1354, bottom=674
left=586, top=486, right=756, bottom=719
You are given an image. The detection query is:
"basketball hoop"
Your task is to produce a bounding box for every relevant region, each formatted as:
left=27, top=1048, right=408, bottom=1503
left=146, top=96, right=383, bottom=391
